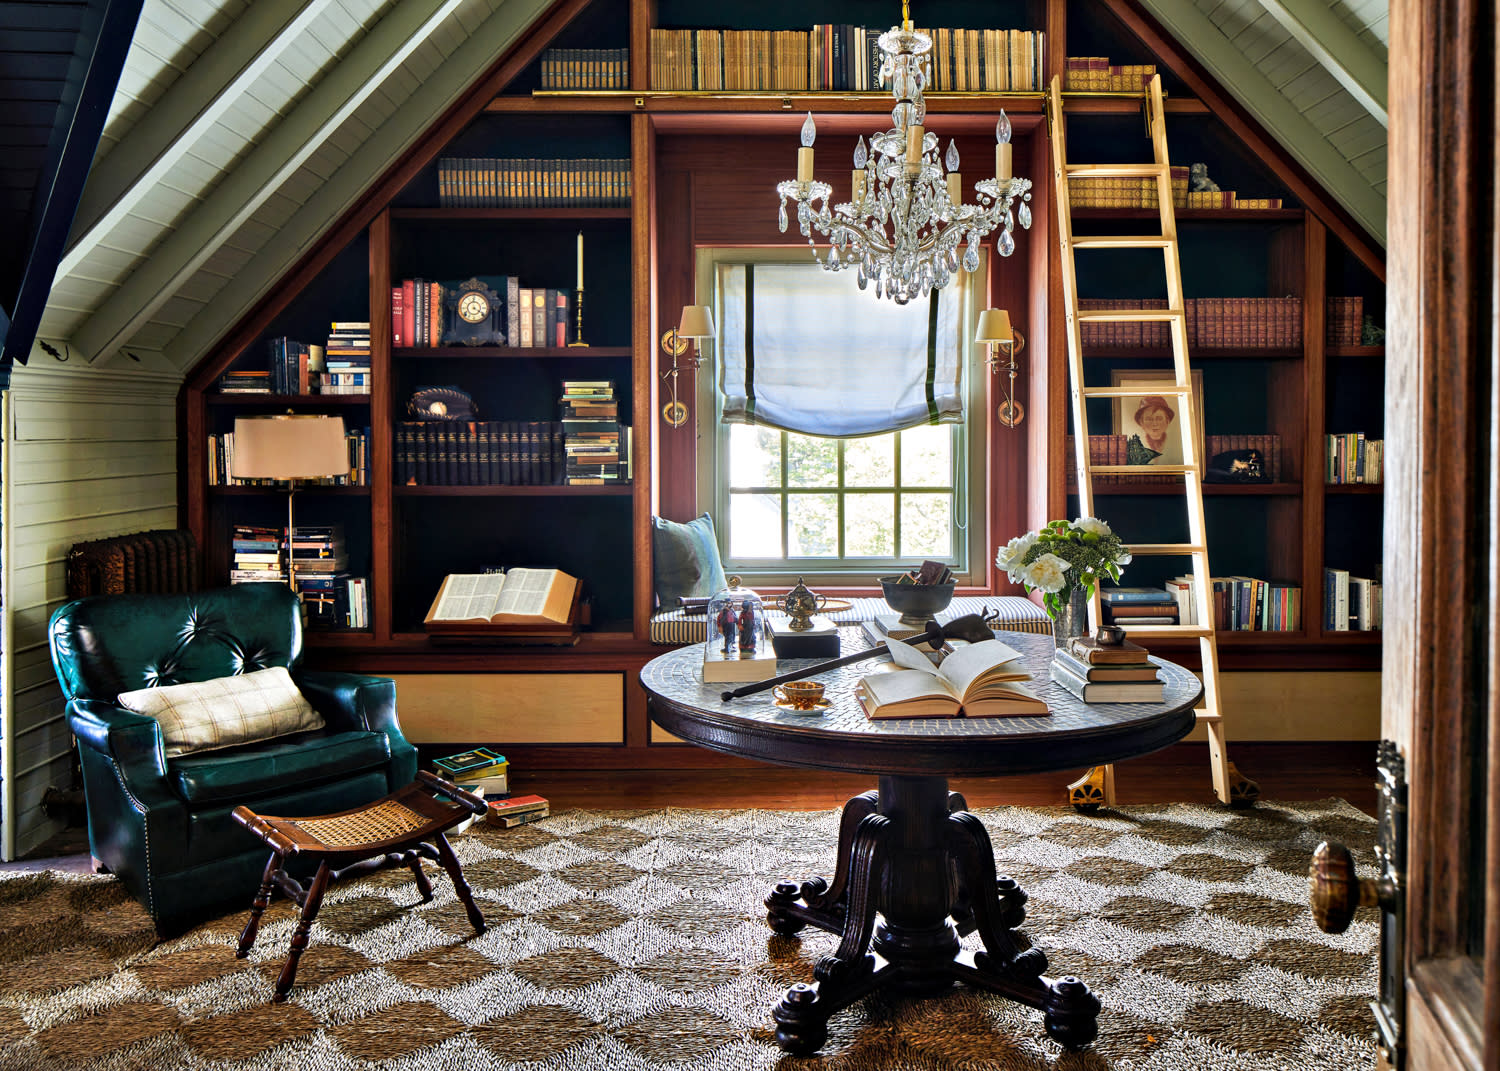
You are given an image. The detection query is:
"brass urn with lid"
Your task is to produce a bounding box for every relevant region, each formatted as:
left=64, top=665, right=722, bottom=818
left=780, top=576, right=828, bottom=632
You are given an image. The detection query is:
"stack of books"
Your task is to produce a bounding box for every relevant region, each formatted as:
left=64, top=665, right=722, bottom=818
left=230, top=525, right=285, bottom=584
left=1101, top=587, right=1179, bottom=626
left=324, top=322, right=371, bottom=395
left=560, top=381, right=626, bottom=485
left=290, top=524, right=348, bottom=626
left=486, top=794, right=550, bottom=828
left=433, top=747, right=511, bottom=833
left=1050, top=637, right=1164, bottom=703
left=218, top=369, right=271, bottom=393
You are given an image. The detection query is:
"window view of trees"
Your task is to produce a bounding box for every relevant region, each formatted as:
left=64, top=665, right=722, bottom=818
left=724, top=423, right=958, bottom=566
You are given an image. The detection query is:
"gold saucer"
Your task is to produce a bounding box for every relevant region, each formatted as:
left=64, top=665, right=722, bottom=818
left=773, top=697, right=832, bottom=714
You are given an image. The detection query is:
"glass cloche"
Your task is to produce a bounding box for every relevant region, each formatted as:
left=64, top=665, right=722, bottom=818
left=706, top=575, right=766, bottom=656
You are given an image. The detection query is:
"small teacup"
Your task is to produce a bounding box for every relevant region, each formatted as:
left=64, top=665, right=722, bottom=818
left=773, top=680, right=826, bottom=711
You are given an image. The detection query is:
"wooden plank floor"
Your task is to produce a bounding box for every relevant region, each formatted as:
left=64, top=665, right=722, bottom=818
left=514, top=743, right=1377, bottom=815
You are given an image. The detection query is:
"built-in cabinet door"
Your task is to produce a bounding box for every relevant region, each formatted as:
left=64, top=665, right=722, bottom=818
left=1382, top=0, right=1496, bottom=1066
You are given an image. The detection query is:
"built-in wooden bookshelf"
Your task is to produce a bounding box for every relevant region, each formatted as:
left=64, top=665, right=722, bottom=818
left=180, top=0, right=1385, bottom=766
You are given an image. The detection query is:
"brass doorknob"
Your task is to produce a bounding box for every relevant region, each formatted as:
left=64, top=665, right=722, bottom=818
left=1308, top=840, right=1395, bottom=934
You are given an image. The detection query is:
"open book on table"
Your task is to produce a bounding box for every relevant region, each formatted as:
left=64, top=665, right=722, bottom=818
left=424, top=568, right=580, bottom=634
left=857, top=636, right=1049, bottom=718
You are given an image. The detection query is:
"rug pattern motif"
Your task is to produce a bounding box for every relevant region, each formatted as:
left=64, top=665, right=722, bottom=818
left=0, top=800, right=1380, bottom=1070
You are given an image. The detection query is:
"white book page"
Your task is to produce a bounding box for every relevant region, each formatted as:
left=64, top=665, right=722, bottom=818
left=433, top=573, right=504, bottom=620
left=882, top=635, right=943, bottom=676
left=493, top=568, right=555, bottom=616
left=860, top=668, right=959, bottom=707
left=934, top=639, right=1025, bottom=697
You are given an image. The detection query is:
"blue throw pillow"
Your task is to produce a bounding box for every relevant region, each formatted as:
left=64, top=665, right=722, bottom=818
left=652, top=513, right=728, bottom=609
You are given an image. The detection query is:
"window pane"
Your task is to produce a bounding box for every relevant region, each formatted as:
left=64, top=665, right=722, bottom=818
left=901, top=424, right=952, bottom=487
left=786, top=433, right=838, bottom=488
left=846, top=434, right=895, bottom=487
left=729, top=425, right=780, bottom=488
left=846, top=494, right=895, bottom=557
left=729, top=493, right=782, bottom=557
left=902, top=493, right=953, bottom=557
left=787, top=494, right=839, bottom=556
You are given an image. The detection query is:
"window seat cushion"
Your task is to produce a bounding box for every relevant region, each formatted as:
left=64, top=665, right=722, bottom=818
left=649, top=595, right=1050, bottom=646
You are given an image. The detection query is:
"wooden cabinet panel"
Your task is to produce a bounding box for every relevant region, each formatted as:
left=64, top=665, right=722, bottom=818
left=390, top=672, right=625, bottom=744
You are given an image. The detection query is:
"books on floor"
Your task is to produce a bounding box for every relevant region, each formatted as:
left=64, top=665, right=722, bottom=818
left=433, top=747, right=509, bottom=780
left=486, top=794, right=550, bottom=827
left=1050, top=646, right=1164, bottom=703
left=856, top=636, right=1047, bottom=718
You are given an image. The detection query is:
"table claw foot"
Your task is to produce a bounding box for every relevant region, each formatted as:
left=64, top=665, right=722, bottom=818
left=814, top=952, right=874, bottom=986
left=773, top=983, right=829, bottom=1055
left=995, top=874, right=1028, bottom=929
left=765, top=880, right=808, bottom=936
left=1043, top=975, right=1102, bottom=1052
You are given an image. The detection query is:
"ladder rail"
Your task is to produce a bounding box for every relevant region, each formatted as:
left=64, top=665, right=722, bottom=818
left=1049, top=74, right=1254, bottom=809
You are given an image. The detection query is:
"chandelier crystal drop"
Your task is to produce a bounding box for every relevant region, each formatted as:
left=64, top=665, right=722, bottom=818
left=775, top=3, right=1032, bottom=304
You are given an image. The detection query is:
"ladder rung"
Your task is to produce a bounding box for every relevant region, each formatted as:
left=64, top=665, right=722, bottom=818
left=1120, top=624, right=1215, bottom=638
left=1195, top=710, right=1224, bottom=724
left=1066, top=163, right=1169, bottom=178
left=1076, top=309, right=1184, bottom=323
left=1124, top=543, right=1207, bottom=555
left=1089, top=465, right=1197, bottom=476
left=1081, top=386, right=1191, bottom=399
left=1069, top=236, right=1173, bottom=250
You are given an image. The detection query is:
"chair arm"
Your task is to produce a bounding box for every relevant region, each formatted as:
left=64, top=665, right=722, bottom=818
left=295, top=670, right=416, bottom=787
left=68, top=699, right=168, bottom=780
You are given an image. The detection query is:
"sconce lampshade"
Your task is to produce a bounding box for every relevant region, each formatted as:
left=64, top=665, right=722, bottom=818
left=975, top=308, right=1014, bottom=344
left=231, top=415, right=349, bottom=481
left=678, top=305, right=716, bottom=340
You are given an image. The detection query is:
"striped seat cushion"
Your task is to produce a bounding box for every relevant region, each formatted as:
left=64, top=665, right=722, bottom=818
left=649, top=595, right=1051, bottom=646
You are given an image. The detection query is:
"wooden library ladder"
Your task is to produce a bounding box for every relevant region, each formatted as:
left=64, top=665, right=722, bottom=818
left=1046, top=73, right=1259, bottom=809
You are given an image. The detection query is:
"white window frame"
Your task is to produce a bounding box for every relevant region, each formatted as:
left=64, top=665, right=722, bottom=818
left=693, top=248, right=990, bottom=586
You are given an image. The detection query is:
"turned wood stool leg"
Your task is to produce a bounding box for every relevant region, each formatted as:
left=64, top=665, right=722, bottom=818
left=410, top=856, right=435, bottom=902
left=433, top=832, right=485, bottom=934
left=237, top=851, right=281, bottom=958
left=276, top=859, right=331, bottom=1002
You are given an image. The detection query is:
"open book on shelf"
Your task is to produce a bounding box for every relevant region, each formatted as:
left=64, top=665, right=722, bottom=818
left=856, top=636, right=1048, bottom=719
left=424, top=567, right=580, bottom=636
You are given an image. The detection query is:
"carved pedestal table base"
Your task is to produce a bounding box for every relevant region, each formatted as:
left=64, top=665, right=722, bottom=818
left=762, top=776, right=1101, bottom=1055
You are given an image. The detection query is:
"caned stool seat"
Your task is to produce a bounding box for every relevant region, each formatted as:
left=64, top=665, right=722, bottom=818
left=232, top=770, right=488, bottom=1001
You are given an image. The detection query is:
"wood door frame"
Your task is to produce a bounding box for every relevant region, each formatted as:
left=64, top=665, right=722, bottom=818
left=1387, top=0, right=1497, bottom=1067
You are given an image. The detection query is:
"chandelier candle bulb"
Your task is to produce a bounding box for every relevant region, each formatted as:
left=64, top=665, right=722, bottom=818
left=996, top=111, right=1013, bottom=182
left=797, top=113, right=816, bottom=183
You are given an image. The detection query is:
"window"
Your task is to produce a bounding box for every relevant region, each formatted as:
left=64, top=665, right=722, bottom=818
left=697, top=252, right=985, bottom=581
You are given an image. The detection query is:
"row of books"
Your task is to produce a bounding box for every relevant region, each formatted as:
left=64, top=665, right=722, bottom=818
left=1062, top=57, right=1157, bottom=92
left=395, top=420, right=633, bottom=486
left=561, top=380, right=626, bottom=484
left=1326, top=297, right=1366, bottom=347
left=1076, top=297, right=1305, bottom=349
left=1325, top=433, right=1384, bottom=484
left=649, top=26, right=1046, bottom=92
left=435, top=158, right=630, bottom=208
left=1324, top=567, right=1382, bottom=631
left=392, top=278, right=570, bottom=349
left=539, top=48, right=629, bottom=90
left=1106, top=579, right=1302, bottom=632
left=207, top=427, right=371, bottom=486
left=1069, top=174, right=1282, bottom=210
left=1067, top=434, right=1286, bottom=484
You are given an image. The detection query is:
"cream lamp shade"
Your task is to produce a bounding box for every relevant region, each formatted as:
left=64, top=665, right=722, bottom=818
left=231, top=415, right=349, bottom=480
left=975, top=308, right=1014, bottom=344
left=678, top=305, right=716, bottom=340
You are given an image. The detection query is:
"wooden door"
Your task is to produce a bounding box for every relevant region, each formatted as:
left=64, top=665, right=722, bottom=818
left=1381, top=0, right=1497, bottom=1066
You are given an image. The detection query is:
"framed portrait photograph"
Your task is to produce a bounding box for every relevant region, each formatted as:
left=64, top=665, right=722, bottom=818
left=1110, top=370, right=1205, bottom=466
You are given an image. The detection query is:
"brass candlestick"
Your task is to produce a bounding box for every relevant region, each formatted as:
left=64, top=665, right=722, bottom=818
left=568, top=288, right=588, bottom=346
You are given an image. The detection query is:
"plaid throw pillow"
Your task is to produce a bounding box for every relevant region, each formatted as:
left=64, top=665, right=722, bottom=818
left=117, top=667, right=324, bottom=757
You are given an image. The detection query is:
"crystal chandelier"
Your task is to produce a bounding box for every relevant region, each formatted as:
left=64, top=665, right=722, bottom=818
left=775, top=4, right=1033, bottom=304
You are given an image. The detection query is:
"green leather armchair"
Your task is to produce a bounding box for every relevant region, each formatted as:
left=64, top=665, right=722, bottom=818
left=48, top=583, right=417, bottom=932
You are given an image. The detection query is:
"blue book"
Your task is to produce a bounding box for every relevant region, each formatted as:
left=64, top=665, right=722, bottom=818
left=1100, top=587, right=1175, bottom=605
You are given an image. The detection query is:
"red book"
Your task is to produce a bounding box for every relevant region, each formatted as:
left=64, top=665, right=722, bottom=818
left=402, top=280, right=415, bottom=350
left=391, top=286, right=404, bottom=347
left=487, top=794, right=549, bottom=815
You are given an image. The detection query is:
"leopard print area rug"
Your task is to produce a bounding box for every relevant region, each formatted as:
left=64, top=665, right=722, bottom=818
left=0, top=800, right=1379, bottom=1070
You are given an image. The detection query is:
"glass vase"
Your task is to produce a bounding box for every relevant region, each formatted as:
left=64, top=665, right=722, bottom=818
left=1052, top=587, right=1090, bottom=651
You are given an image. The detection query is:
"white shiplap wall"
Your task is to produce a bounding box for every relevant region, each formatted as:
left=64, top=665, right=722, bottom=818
left=3, top=362, right=180, bottom=858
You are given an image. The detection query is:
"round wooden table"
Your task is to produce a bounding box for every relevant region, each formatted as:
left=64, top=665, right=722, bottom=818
left=640, top=628, right=1203, bottom=1055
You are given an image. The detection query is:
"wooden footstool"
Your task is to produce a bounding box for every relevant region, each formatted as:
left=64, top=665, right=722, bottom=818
left=232, top=770, right=489, bottom=1001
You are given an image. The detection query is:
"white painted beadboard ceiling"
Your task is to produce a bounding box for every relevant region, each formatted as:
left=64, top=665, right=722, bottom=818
left=35, top=0, right=1387, bottom=374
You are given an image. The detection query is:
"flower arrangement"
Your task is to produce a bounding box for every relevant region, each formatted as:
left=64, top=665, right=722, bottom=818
left=995, top=517, right=1133, bottom=617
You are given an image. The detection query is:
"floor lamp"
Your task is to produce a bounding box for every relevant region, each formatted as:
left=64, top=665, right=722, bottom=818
left=231, top=415, right=350, bottom=589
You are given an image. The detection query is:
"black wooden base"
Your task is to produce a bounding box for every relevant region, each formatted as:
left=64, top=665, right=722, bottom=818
left=763, top=776, right=1101, bottom=1055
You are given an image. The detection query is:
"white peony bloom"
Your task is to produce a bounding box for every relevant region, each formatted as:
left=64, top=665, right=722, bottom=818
left=1022, top=552, right=1072, bottom=593
left=1117, top=549, right=1133, bottom=566
left=994, top=533, right=1036, bottom=571
left=1073, top=516, right=1112, bottom=537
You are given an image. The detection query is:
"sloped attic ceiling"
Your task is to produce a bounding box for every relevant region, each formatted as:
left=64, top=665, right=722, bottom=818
left=33, top=0, right=1387, bottom=376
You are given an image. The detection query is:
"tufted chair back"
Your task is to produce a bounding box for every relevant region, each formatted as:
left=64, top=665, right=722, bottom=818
left=49, top=584, right=303, bottom=703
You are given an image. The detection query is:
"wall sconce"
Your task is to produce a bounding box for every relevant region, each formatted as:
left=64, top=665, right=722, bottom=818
left=977, top=308, right=1026, bottom=428
left=660, top=304, right=715, bottom=428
